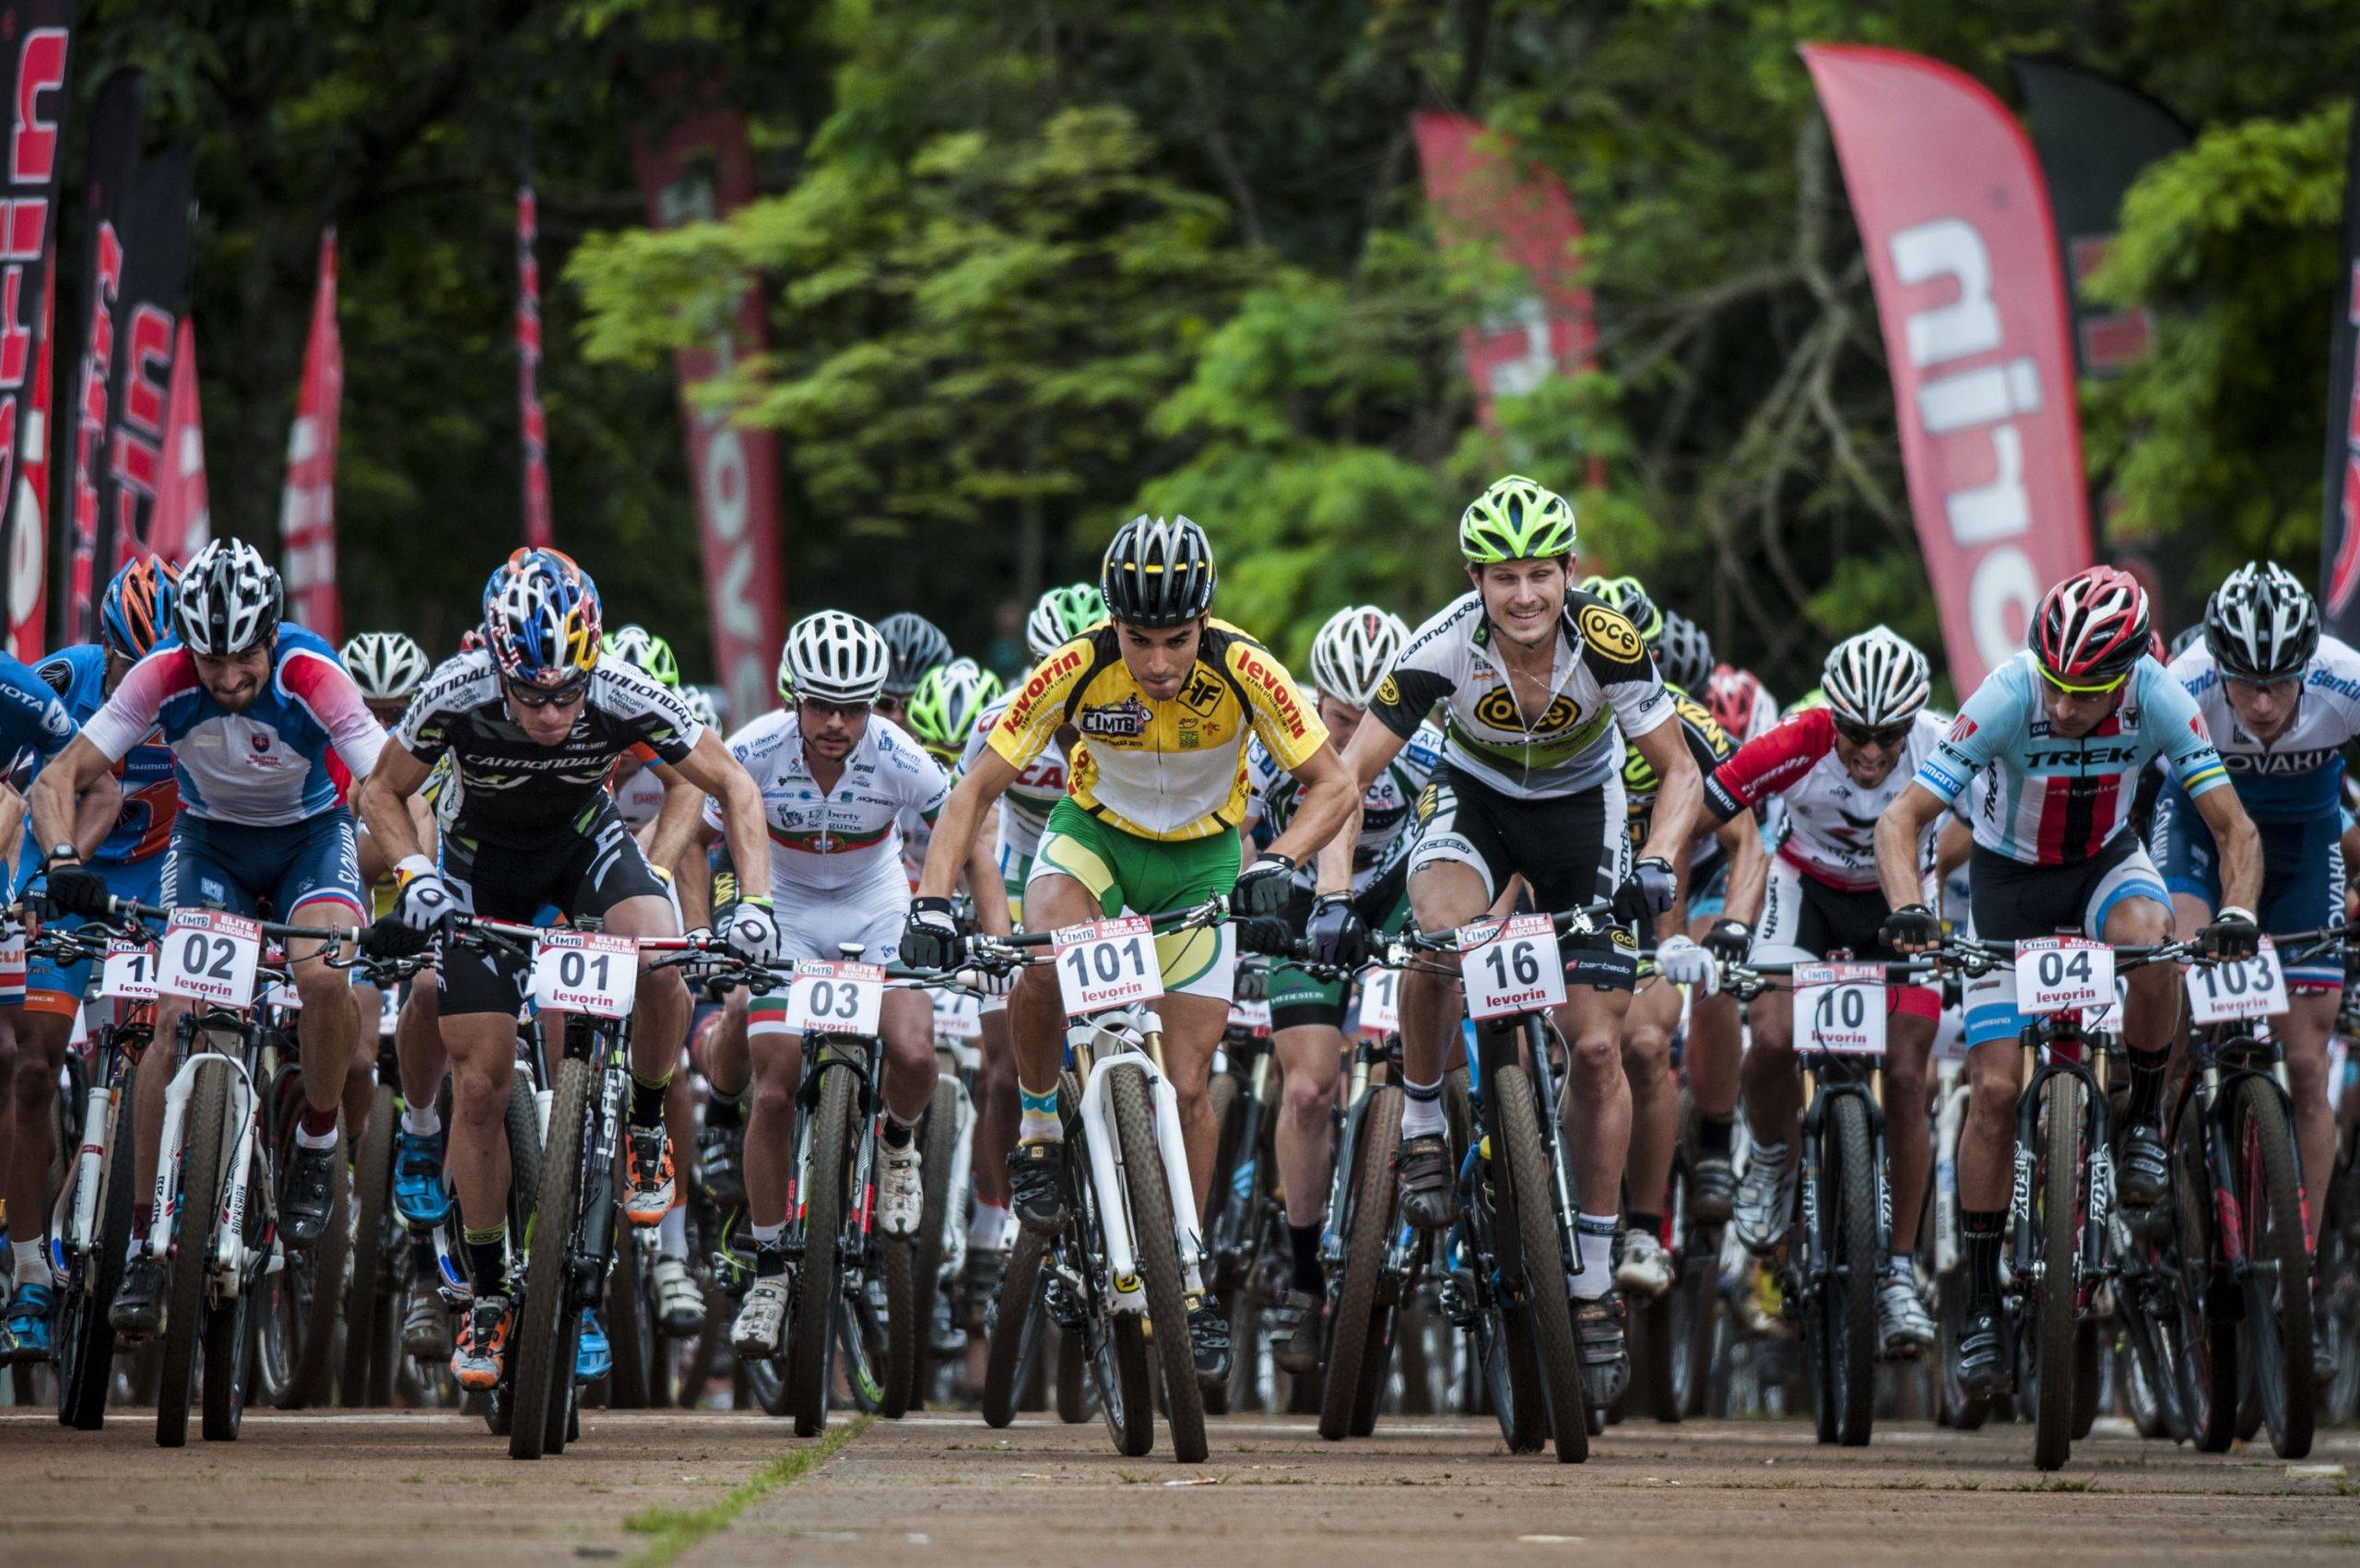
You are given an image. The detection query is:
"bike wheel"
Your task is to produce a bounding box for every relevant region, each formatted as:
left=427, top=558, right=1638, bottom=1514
left=1056, top=1328, right=1091, bottom=1422
left=2031, top=1072, right=2082, bottom=1472
left=2231, top=1076, right=2315, bottom=1458
left=906, top=1074, right=961, bottom=1414
left=2173, top=1101, right=2238, bottom=1451
left=1098, top=1314, right=1155, bottom=1456
left=510, top=1055, right=589, bottom=1461
left=607, top=1220, right=655, bottom=1409
left=981, top=1222, right=1051, bottom=1428
left=60, top=1064, right=140, bottom=1431
left=271, top=1085, right=349, bottom=1410
left=1106, top=1063, right=1207, bottom=1463
left=1319, top=1085, right=1400, bottom=1442
left=1825, top=1094, right=1879, bottom=1447
left=202, top=1138, right=262, bottom=1442
left=876, top=1232, right=918, bottom=1420
left=158, top=1060, right=230, bottom=1449
left=341, top=1082, right=397, bottom=1406
left=1668, top=1237, right=1719, bottom=1421
left=787, top=1065, right=856, bottom=1437
left=1493, top=1063, right=1587, bottom=1463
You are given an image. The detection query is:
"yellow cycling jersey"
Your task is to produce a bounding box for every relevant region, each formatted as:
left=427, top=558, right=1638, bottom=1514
left=989, top=619, right=1329, bottom=842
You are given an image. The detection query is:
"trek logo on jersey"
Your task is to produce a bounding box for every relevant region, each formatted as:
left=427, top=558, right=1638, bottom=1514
left=999, top=644, right=1088, bottom=735
left=1079, top=697, right=1150, bottom=739
left=1233, top=648, right=1309, bottom=738
left=1947, top=713, right=1976, bottom=744
left=2021, top=744, right=2140, bottom=768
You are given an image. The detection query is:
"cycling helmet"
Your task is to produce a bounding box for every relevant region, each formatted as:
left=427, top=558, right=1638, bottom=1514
left=100, top=554, right=179, bottom=661
left=340, top=631, right=431, bottom=703
left=602, top=624, right=681, bottom=690
left=1101, top=514, right=1217, bottom=628
left=2030, top=565, right=2151, bottom=689
left=1705, top=665, right=1764, bottom=739
left=1309, top=606, right=1410, bottom=709
left=174, top=538, right=283, bottom=656
left=780, top=610, right=891, bottom=706
left=1026, top=583, right=1104, bottom=659
left=682, top=686, right=723, bottom=732
left=1579, top=574, right=1665, bottom=643
left=1459, top=475, right=1575, bottom=563
left=483, top=548, right=602, bottom=690
left=2203, top=560, right=2319, bottom=683
left=1822, top=626, right=1931, bottom=730
left=1654, top=611, right=1716, bottom=691
left=875, top=611, right=952, bottom=698
left=908, top=657, right=1003, bottom=755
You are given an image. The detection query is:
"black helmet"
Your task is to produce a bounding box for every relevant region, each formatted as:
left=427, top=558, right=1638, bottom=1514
left=1101, top=514, right=1216, bottom=628
left=1654, top=611, right=1716, bottom=691
left=2203, top=560, right=2319, bottom=682
left=874, top=611, right=953, bottom=698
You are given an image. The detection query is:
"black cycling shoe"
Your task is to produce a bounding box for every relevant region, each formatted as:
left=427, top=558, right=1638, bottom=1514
left=1688, top=1155, right=1737, bottom=1224
left=961, top=1244, right=1007, bottom=1337
left=1008, top=1141, right=1068, bottom=1233
left=283, top=1141, right=340, bottom=1246
left=1575, top=1292, right=1630, bottom=1409
left=1186, top=1291, right=1232, bottom=1388
left=1270, top=1287, right=1324, bottom=1375
left=1395, top=1133, right=1458, bottom=1229
left=109, top=1255, right=165, bottom=1338
left=2116, top=1121, right=2171, bottom=1212
left=698, top=1121, right=747, bottom=1209
left=1953, top=1304, right=2011, bottom=1397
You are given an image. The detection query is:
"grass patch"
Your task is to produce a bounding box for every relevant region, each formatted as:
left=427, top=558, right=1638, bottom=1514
left=2011, top=1478, right=2095, bottom=1493
left=623, top=1415, right=872, bottom=1567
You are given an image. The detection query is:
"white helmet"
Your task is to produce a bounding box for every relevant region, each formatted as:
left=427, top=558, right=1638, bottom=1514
left=1309, top=606, right=1410, bottom=709
left=1822, top=626, right=1931, bottom=731
left=683, top=685, right=724, bottom=731
left=175, top=537, right=284, bottom=655
left=340, top=631, right=431, bottom=702
left=778, top=610, right=891, bottom=706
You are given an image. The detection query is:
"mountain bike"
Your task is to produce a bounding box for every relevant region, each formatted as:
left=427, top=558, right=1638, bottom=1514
left=1315, top=1019, right=1410, bottom=1440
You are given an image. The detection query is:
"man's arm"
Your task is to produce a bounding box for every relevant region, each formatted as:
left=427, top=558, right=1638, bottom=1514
left=1875, top=783, right=1951, bottom=914
left=355, top=741, right=437, bottom=866
left=1312, top=796, right=1363, bottom=898
left=1716, top=810, right=1768, bottom=928
left=2189, top=784, right=2262, bottom=914
left=642, top=760, right=708, bottom=878
left=1262, top=742, right=1358, bottom=868
left=29, top=737, right=127, bottom=857
left=966, top=816, right=1014, bottom=937
left=668, top=728, right=771, bottom=904
left=917, top=749, right=1020, bottom=902
left=1630, top=719, right=1703, bottom=868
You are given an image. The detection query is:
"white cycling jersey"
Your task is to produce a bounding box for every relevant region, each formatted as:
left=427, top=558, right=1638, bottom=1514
left=1245, top=719, right=1443, bottom=896
left=1704, top=705, right=1948, bottom=891
left=2167, top=633, right=2360, bottom=823
left=703, top=707, right=950, bottom=896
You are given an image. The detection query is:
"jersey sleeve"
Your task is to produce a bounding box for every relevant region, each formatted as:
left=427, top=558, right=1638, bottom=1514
left=600, top=662, right=702, bottom=765
left=2136, top=660, right=2229, bottom=798
left=1365, top=605, right=1461, bottom=741
left=1914, top=664, right=2021, bottom=805
left=80, top=649, right=186, bottom=764
left=1225, top=639, right=1328, bottom=772
left=956, top=702, right=997, bottom=780
left=279, top=644, right=386, bottom=782
left=989, top=637, right=1092, bottom=771
left=892, top=730, right=953, bottom=830
left=3, top=666, right=78, bottom=766
left=1240, top=737, right=1280, bottom=831
left=1705, top=707, right=1835, bottom=823
left=1573, top=600, right=1674, bottom=741
left=702, top=716, right=769, bottom=833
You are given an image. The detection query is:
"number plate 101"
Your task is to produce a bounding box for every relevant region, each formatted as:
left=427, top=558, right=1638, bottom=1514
left=1051, top=915, right=1162, bottom=1015
left=528, top=931, right=641, bottom=1020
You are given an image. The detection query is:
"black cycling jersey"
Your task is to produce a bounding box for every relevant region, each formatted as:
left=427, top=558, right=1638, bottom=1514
left=393, top=650, right=702, bottom=843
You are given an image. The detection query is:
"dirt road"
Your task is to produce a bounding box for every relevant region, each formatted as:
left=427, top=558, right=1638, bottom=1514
left=8, top=1409, right=2356, bottom=1566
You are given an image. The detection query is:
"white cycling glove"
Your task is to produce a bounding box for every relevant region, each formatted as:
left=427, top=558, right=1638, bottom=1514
left=394, top=855, right=459, bottom=932
left=1655, top=934, right=1720, bottom=996
left=724, top=898, right=782, bottom=965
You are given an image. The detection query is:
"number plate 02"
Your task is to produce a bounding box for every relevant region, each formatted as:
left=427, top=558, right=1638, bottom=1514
left=2013, top=937, right=2114, bottom=1017
left=158, top=909, right=264, bottom=1007
left=527, top=931, right=640, bottom=1020
left=785, top=960, right=886, bottom=1036
left=1457, top=913, right=1566, bottom=1021
left=1051, top=915, right=1162, bottom=1014
left=1795, top=962, right=1886, bottom=1055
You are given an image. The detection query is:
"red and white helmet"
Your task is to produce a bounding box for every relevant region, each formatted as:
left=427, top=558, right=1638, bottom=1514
left=2031, top=565, right=2152, bottom=688
left=1822, top=626, right=1930, bottom=730
left=1705, top=665, right=1764, bottom=740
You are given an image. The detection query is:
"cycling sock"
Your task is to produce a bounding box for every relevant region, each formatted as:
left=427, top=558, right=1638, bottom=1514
left=1287, top=1221, right=1324, bottom=1293
left=400, top=1102, right=442, bottom=1139
left=628, top=1069, right=671, bottom=1128
left=2124, top=1046, right=2170, bottom=1126
left=1626, top=1211, right=1663, bottom=1242
left=1696, top=1112, right=1734, bottom=1161
left=704, top=1087, right=745, bottom=1130
left=296, top=1102, right=339, bottom=1149
left=657, top=1204, right=690, bottom=1261
left=1962, top=1208, right=2005, bottom=1310
left=881, top=1110, right=918, bottom=1150
left=1019, top=1083, right=1062, bottom=1145
left=1751, top=1139, right=1789, bottom=1171
left=1399, top=1075, right=1445, bottom=1140
left=1888, top=1249, right=1915, bottom=1282
left=750, top=1220, right=787, bottom=1277
left=1571, top=1214, right=1619, bottom=1301
left=464, top=1225, right=509, bottom=1297
left=969, top=1203, right=1009, bottom=1251
left=13, top=1238, right=45, bottom=1286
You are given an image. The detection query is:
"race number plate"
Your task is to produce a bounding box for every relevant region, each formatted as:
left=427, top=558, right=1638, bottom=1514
left=1795, top=962, right=1886, bottom=1055
left=1227, top=995, right=1272, bottom=1038
left=1356, top=964, right=1403, bottom=1036
left=262, top=977, right=302, bottom=1012
left=158, top=910, right=264, bottom=1007
left=0, top=928, right=21, bottom=995
left=932, top=987, right=984, bottom=1043
left=1457, top=913, right=1566, bottom=1022
left=785, top=960, right=887, bottom=1036
left=2013, top=937, right=2114, bottom=1017
left=527, top=931, right=640, bottom=1020
left=2188, top=938, right=2290, bottom=1025
left=100, top=942, right=157, bottom=1001
left=1052, top=915, right=1162, bottom=1014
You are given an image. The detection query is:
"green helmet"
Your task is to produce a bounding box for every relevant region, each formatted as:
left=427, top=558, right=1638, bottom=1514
left=602, top=624, right=680, bottom=689
left=1026, top=583, right=1105, bottom=659
left=907, top=657, right=1003, bottom=757
left=1458, top=475, right=1575, bottom=563
left=1578, top=574, right=1664, bottom=643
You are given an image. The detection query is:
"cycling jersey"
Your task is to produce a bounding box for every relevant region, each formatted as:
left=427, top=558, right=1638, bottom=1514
left=959, top=687, right=1068, bottom=862
left=2167, top=633, right=2360, bottom=824
left=1621, top=687, right=1732, bottom=851
left=1706, top=706, right=1947, bottom=891
left=706, top=706, right=949, bottom=896
left=1914, top=651, right=2226, bottom=867
left=394, top=650, right=702, bottom=843
left=1245, top=719, right=1442, bottom=896
left=988, top=620, right=1327, bottom=843
left=82, top=627, right=381, bottom=828
left=30, top=644, right=171, bottom=861
left=1369, top=588, right=1671, bottom=800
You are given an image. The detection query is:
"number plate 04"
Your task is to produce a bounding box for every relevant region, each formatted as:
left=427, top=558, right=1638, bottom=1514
left=785, top=960, right=887, bottom=1036
left=2013, top=937, right=2114, bottom=1017
left=528, top=931, right=641, bottom=1020
left=1795, top=962, right=1886, bottom=1055
left=158, top=909, right=264, bottom=1007
left=1457, top=913, right=1566, bottom=1021
left=1051, top=915, right=1162, bottom=1015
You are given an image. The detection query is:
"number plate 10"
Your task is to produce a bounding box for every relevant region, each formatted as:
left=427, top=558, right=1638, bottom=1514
left=528, top=931, right=640, bottom=1020
left=1355, top=965, right=1402, bottom=1036
left=2013, top=937, right=2114, bottom=1017
left=1457, top=913, right=1566, bottom=1021
left=785, top=961, right=886, bottom=1036
left=1795, top=962, right=1886, bottom=1055
left=158, top=910, right=264, bottom=1007
left=1052, top=915, right=1162, bottom=1015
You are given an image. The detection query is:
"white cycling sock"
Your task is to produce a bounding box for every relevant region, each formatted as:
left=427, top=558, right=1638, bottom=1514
left=1751, top=1140, right=1789, bottom=1169
left=969, top=1202, right=1009, bottom=1252
left=1888, top=1249, right=1915, bottom=1282
left=749, top=1220, right=785, bottom=1251
left=294, top=1123, right=339, bottom=1152
left=13, top=1238, right=45, bottom=1286
left=401, top=1102, right=442, bottom=1138
left=1571, top=1213, right=1619, bottom=1301
left=657, top=1203, right=689, bottom=1261
left=1399, top=1076, right=1446, bottom=1140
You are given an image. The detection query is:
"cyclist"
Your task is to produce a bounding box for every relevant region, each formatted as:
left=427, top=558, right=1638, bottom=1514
left=907, top=659, right=1003, bottom=771
left=1871, top=565, right=2262, bottom=1395
left=32, top=539, right=384, bottom=1338
left=1247, top=606, right=1440, bottom=1371
left=1706, top=664, right=1781, bottom=746
left=1654, top=611, right=1717, bottom=697
left=1704, top=626, right=1946, bottom=1350
left=0, top=565, right=142, bottom=1362
left=1341, top=476, right=1701, bottom=1403
left=602, top=624, right=683, bottom=834
left=2163, top=562, right=2360, bottom=1375
left=876, top=611, right=954, bottom=732
left=354, top=548, right=778, bottom=1391
left=901, top=514, right=1358, bottom=1387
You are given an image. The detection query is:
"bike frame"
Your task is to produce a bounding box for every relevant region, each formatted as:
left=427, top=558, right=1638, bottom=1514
left=2006, top=1022, right=2114, bottom=1314
left=2175, top=1022, right=2300, bottom=1303
left=142, top=998, right=290, bottom=1300
left=1067, top=1006, right=1206, bottom=1313
left=785, top=1026, right=883, bottom=1274
left=1790, top=1052, right=1894, bottom=1311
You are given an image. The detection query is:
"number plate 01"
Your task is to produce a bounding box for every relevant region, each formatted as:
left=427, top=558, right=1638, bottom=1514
left=2013, top=937, right=2114, bottom=1017
left=1457, top=913, right=1566, bottom=1021
left=1051, top=915, right=1162, bottom=1015
left=785, top=960, right=887, bottom=1036
left=1795, top=962, right=1886, bottom=1055
left=528, top=931, right=640, bottom=1020
left=158, top=909, right=264, bottom=1007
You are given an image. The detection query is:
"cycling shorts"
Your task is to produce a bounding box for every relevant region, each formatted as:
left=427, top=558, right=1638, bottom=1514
left=1028, top=797, right=1237, bottom=1001
left=1962, top=832, right=2168, bottom=1047
left=747, top=874, right=910, bottom=1034
left=2152, top=786, right=2343, bottom=985
left=1267, top=869, right=1409, bottom=1032
left=435, top=799, right=670, bottom=1018
left=164, top=809, right=365, bottom=926
left=1749, top=857, right=1938, bottom=1020
left=24, top=854, right=167, bottom=1017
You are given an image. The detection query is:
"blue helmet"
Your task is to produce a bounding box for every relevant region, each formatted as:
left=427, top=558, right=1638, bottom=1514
left=482, top=548, right=602, bottom=690
left=100, top=554, right=180, bottom=660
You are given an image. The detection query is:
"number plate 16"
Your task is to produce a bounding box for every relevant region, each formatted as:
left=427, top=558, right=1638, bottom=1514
left=785, top=960, right=886, bottom=1036
left=1457, top=913, right=1566, bottom=1021
left=1795, top=962, right=1886, bottom=1055
left=528, top=931, right=640, bottom=1020
left=1052, top=915, right=1162, bottom=1015
left=158, top=910, right=264, bottom=1007
left=2013, top=937, right=2114, bottom=1018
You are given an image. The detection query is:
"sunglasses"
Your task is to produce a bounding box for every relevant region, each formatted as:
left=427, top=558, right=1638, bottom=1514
left=798, top=697, right=873, bottom=722
left=1835, top=720, right=1911, bottom=749
left=2036, top=666, right=2128, bottom=698
left=504, top=678, right=586, bottom=711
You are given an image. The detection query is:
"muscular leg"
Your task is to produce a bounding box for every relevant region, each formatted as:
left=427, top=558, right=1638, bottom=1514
left=288, top=928, right=359, bottom=1125
left=131, top=995, right=191, bottom=1213
left=740, top=1026, right=804, bottom=1229
left=1401, top=862, right=1488, bottom=1101
left=1155, top=992, right=1231, bottom=1219
left=704, top=990, right=750, bottom=1099
left=1273, top=1024, right=1343, bottom=1232
left=1560, top=984, right=1634, bottom=1215
left=1682, top=913, right=1743, bottom=1121
left=1885, top=1012, right=1937, bottom=1249
left=6, top=1009, right=69, bottom=1261
left=972, top=1006, right=1017, bottom=1210
left=1009, top=873, right=1100, bottom=1110
left=395, top=973, right=447, bottom=1112
left=440, top=1012, right=520, bottom=1232
left=606, top=894, right=688, bottom=1093
left=1957, top=1038, right=2023, bottom=1213
left=1741, top=990, right=1800, bottom=1150
left=344, top=983, right=383, bottom=1144
left=879, top=988, right=936, bottom=1126
left=2279, top=989, right=2341, bottom=1247
left=1619, top=978, right=1681, bottom=1217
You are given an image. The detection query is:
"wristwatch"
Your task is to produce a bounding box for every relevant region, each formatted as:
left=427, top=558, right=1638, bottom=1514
left=42, top=842, right=78, bottom=867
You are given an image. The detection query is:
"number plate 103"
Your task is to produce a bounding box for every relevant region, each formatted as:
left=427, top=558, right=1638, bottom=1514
left=785, top=960, right=886, bottom=1036
left=1795, top=962, right=1886, bottom=1055
left=528, top=931, right=641, bottom=1020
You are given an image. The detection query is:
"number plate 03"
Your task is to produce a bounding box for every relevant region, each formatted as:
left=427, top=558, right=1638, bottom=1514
left=528, top=931, right=641, bottom=1020
left=785, top=960, right=887, bottom=1036
left=2012, top=937, right=2114, bottom=1017
left=1795, top=962, right=1886, bottom=1055
left=1457, top=913, right=1566, bottom=1021
left=158, top=909, right=264, bottom=1007
left=1051, top=915, right=1162, bottom=1015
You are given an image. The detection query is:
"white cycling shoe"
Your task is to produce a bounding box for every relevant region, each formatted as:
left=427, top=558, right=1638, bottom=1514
left=652, top=1255, right=705, bottom=1336
left=1615, top=1228, right=1675, bottom=1298
left=877, top=1138, right=924, bottom=1237
left=731, top=1277, right=790, bottom=1357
